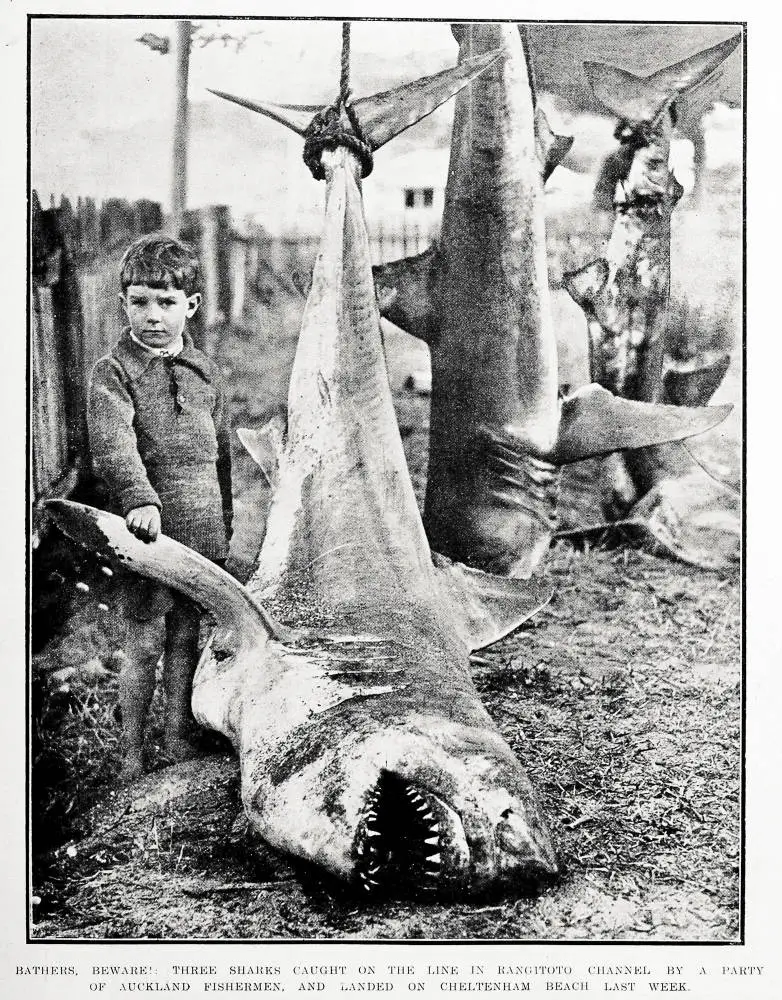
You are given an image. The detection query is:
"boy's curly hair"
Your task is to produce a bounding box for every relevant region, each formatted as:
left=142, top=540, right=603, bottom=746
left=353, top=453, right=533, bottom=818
left=120, top=233, right=201, bottom=297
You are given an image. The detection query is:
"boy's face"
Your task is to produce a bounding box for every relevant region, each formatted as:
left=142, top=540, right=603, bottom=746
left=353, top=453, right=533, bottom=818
left=121, top=283, right=201, bottom=350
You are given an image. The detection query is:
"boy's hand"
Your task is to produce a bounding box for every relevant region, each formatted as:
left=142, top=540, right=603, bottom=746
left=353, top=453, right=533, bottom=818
left=126, top=505, right=161, bottom=542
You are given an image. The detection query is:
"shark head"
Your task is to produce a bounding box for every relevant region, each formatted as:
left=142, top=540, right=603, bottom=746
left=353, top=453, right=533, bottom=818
left=46, top=494, right=558, bottom=899
left=196, top=615, right=558, bottom=898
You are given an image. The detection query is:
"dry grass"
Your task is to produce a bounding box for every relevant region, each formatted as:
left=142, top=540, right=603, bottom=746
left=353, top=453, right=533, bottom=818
left=31, top=362, right=741, bottom=942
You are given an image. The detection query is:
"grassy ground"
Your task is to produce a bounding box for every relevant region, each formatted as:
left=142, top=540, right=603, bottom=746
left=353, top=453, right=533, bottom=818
left=30, top=170, right=741, bottom=941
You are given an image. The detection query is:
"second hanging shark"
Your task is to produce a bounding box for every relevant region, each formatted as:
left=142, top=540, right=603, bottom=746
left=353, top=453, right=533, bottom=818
left=373, top=23, right=731, bottom=578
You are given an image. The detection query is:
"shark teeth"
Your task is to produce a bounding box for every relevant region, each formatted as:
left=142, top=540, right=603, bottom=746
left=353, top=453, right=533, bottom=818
left=354, top=773, right=448, bottom=899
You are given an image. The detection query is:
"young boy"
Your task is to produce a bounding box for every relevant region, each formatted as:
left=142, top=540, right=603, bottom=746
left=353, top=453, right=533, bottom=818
left=88, top=234, right=233, bottom=782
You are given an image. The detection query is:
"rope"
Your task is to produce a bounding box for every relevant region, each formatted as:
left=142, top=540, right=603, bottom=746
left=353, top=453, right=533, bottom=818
left=340, top=21, right=351, bottom=104
left=302, top=21, right=374, bottom=181
left=614, top=102, right=678, bottom=150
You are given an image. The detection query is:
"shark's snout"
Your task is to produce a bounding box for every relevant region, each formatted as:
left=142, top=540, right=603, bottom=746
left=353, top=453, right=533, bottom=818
left=352, top=770, right=557, bottom=899
left=496, top=807, right=559, bottom=882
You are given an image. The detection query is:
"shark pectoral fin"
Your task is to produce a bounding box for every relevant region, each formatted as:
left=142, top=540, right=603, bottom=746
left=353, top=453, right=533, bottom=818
left=534, top=106, right=574, bottom=183
left=551, top=385, right=732, bottom=464
left=373, top=244, right=441, bottom=344
left=237, top=416, right=286, bottom=488
left=433, top=554, right=554, bottom=651
left=563, top=260, right=609, bottom=311
left=354, top=51, right=504, bottom=150
left=584, top=33, right=741, bottom=124
left=627, top=469, right=741, bottom=571
left=45, top=500, right=294, bottom=644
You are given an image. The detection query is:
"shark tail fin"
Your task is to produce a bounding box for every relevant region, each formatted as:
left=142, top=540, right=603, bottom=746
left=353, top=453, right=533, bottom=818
left=535, top=106, right=573, bottom=183
left=210, top=50, right=503, bottom=152
left=44, top=500, right=293, bottom=644
left=584, top=32, right=741, bottom=124
left=372, top=243, right=441, bottom=345
left=434, top=553, right=554, bottom=652
left=237, top=414, right=286, bottom=489
left=551, top=385, right=731, bottom=465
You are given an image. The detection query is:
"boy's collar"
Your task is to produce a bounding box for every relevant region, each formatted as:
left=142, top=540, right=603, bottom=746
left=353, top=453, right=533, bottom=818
left=128, top=329, right=184, bottom=358
left=116, top=329, right=212, bottom=383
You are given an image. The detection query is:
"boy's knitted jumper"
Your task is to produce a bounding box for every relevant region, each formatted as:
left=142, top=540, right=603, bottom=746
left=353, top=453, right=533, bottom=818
left=88, top=330, right=233, bottom=561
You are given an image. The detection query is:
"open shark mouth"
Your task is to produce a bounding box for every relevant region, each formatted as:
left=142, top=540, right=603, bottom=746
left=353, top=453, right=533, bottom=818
left=354, top=772, right=462, bottom=897
left=352, top=770, right=554, bottom=899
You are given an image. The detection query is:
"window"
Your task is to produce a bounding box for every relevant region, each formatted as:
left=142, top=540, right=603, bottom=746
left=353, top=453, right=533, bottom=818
left=403, top=187, right=435, bottom=210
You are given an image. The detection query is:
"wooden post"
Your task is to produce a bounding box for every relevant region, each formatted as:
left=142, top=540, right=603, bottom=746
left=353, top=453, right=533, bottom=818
left=170, top=20, right=192, bottom=237
left=690, top=118, right=707, bottom=206
left=230, top=240, right=247, bottom=322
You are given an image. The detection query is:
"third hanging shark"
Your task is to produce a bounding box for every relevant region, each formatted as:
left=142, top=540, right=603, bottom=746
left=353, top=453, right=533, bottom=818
left=562, top=32, right=741, bottom=569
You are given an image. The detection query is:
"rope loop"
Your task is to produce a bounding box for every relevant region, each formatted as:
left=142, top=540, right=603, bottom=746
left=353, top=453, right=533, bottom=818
left=614, top=119, right=657, bottom=150
left=301, top=21, right=374, bottom=181
left=614, top=102, right=677, bottom=150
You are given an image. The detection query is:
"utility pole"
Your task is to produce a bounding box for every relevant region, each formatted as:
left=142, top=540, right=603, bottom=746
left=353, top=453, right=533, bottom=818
left=169, top=20, right=192, bottom=236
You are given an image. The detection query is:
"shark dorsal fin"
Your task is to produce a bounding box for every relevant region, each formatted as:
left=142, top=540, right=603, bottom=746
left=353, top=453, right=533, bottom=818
left=584, top=33, right=741, bottom=124
left=210, top=50, right=503, bottom=152
left=45, top=500, right=293, bottom=644
left=551, top=385, right=732, bottom=465
left=534, top=106, right=573, bottom=183
left=237, top=415, right=286, bottom=489
left=563, top=260, right=610, bottom=311
left=372, top=243, right=442, bottom=345
left=434, top=553, right=553, bottom=652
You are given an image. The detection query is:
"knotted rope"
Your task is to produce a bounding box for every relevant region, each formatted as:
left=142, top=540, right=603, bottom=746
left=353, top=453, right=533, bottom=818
left=613, top=103, right=678, bottom=150
left=302, top=21, right=374, bottom=181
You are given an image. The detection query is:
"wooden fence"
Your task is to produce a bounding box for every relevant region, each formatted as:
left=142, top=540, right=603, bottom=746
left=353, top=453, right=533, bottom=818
left=30, top=193, right=436, bottom=532
left=267, top=221, right=438, bottom=272
left=32, top=193, right=162, bottom=520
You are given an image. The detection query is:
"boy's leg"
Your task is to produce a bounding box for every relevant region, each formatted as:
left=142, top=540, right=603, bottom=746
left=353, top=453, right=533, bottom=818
left=163, top=596, right=201, bottom=762
left=117, top=577, right=170, bottom=781
left=118, top=611, right=165, bottom=782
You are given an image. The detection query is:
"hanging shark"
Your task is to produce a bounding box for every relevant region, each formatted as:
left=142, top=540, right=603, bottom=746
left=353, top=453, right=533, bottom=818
left=372, top=23, right=732, bottom=578
left=47, top=49, right=561, bottom=899
left=561, top=33, right=741, bottom=570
